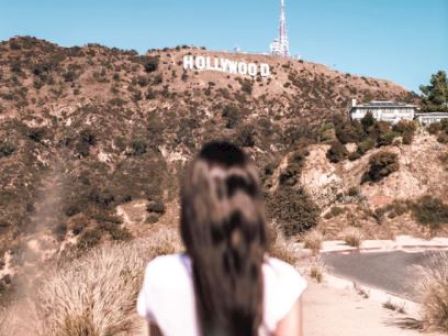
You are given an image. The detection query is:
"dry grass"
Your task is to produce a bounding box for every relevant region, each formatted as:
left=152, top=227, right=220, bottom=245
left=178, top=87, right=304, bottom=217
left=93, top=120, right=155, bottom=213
left=309, top=257, right=325, bottom=283
left=302, top=229, right=323, bottom=255
left=341, top=227, right=363, bottom=247
left=1, top=228, right=182, bottom=336
left=417, top=253, right=448, bottom=332
left=383, top=299, right=406, bottom=314
left=268, top=223, right=297, bottom=265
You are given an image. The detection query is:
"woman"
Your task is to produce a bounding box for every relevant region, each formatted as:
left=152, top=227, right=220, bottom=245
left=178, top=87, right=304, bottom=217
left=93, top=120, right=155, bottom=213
left=137, top=141, right=307, bottom=336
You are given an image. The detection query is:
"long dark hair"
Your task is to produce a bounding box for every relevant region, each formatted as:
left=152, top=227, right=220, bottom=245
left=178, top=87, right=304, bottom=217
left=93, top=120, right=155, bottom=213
left=180, top=141, right=268, bottom=336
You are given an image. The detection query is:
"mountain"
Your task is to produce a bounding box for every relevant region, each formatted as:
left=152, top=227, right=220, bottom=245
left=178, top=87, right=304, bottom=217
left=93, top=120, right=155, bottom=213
left=2, top=36, right=446, bottom=302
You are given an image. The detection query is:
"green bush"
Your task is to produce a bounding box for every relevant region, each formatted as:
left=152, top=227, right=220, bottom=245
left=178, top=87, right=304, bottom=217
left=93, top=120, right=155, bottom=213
left=357, top=137, right=375, bottom=155
left=377, top=131, right=399, bottom=147
left=412, top=195, right=448, bottom=229
left=362, top=151, right=399, bottom=183
left=335, top=119, right=365, bottom=144
left=326, top=141, right=348, bottom=163
left=266, top=187, right=319, bottom=237
left=361, top=112, right=375, bottom=131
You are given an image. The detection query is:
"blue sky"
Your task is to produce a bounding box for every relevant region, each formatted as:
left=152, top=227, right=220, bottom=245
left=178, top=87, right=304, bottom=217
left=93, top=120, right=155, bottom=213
left=1, top=0, right=447, bottom=91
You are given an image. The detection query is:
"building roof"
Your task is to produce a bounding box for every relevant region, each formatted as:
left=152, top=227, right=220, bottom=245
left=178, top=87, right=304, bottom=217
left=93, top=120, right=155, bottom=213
left=415, top=112, right=448, bottom=117
left=354, top=100, right=416, bottom=108
left=349, top=101, right=417, bottom=113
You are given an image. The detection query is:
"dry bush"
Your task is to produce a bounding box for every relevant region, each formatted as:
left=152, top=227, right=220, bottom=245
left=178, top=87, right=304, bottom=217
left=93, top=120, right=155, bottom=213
left=309, top=257, right=325, bottom=283
left=302, top=229, right=323, bottom=255
left=34, top=228, right=181, bottom=336
left=417, top=253, right=448, bottom=332
left=267, top=223, right=296, bottom=265
left=341, top=227, right=362, bottom=247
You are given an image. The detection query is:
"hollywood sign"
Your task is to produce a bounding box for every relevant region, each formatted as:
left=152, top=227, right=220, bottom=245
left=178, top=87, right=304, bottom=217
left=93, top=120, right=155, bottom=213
left=183, top=55, right=271, bottom=77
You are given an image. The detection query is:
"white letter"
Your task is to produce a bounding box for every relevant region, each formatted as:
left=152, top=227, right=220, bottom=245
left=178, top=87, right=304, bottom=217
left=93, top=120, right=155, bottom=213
left=183, top=55, right=194, bottom=70
left=212, top=57, right=222, bottom=71
left=260, top=63, right=271, bottom=77
left=205, top=57, right=212, bottom=70
left=195, top=56, right=206, bottom=70
left=248, top=63, right=258, bottom=77
left=221, top=59, right=238, bottom=74
left=238, top=62, right=248, bottom=75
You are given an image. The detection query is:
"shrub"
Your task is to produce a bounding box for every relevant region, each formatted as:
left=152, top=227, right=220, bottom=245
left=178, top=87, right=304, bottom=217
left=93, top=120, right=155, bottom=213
left=77, top=228, right=102, bottom=251
left=335, top=120, right=365, bottom=144
left=393, top=120, right=416, bottom=134
left=361, top=112, right=375, bottom=131
left=417, top=253, right=448, bottom=332
left=309, top=258, right=325, bottom=283
left=144, top=56, right=159, bottom=73
left=222, top=105, right=241, bottom=129
left=326, top=141, right=348, bottom=163
left=0, top=142, right=15, bottom=158
left=147, top=200, right=165, bottom=215
left=428, top=122, right=442, bottom=135
left=324, top=206, right=345, bottom=219
left=437, top=132, right=448, bottom=144
left=240, top=79, right=253, bottom=95
left=266, top=187, right=319, bottom=237
left=130, top=139, right=147, bottom=156
left=235, top=124, right=256, bottom=147
left=377, top=131, right=399, bottom=147
left=412, top=195, right=448, bottom=229
left=357, top=137, right=375, bottom=155
left=35, top=230, right=181, bottom=336
left=402, top=131, right=414, bottom=145
left=27, top=127, right=46, bottom=143
left=348, top=151, right=361, bottom=161
left=342, top=227, right=362, bottom=247
left=362, top=151, right=399, bottom=183
left=303, top=229, right=324, bottom=254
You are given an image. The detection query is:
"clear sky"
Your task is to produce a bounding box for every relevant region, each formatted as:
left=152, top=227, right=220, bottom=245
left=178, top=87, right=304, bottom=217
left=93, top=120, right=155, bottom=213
left=1, top=0, right=447, bottom=92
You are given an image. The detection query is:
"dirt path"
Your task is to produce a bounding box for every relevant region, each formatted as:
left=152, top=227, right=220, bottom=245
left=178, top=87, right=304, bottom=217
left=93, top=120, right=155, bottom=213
left=303, top=280, right=443, bottom=336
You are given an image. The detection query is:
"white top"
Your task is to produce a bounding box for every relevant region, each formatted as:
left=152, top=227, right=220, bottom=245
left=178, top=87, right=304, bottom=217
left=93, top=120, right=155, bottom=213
left=137, top=253, right=307, bottom=336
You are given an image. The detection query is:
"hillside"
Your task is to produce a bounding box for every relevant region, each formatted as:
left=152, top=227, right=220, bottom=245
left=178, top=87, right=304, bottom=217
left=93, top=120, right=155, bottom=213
left=2, top=36, right=446, bottom=303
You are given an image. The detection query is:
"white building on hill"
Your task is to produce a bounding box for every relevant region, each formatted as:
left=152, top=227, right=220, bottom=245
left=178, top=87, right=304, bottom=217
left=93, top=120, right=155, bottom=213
left=348, top=99, right=416, bottom=124
left=415, top=112, right=448, bottom=125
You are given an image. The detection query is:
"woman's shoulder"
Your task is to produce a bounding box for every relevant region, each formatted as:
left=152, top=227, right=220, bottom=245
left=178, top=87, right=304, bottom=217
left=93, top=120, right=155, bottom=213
left=264, top=257, right=303, bottom=279
left=144, top=253, right=191, bottom=285
left=262, top=257, right=307, bottom=327
left=263, top=257, right=307, bottom=300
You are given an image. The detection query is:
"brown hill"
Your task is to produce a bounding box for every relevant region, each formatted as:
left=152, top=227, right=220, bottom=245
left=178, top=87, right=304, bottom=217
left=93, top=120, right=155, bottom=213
left=1, top=36, right=445, bottom=302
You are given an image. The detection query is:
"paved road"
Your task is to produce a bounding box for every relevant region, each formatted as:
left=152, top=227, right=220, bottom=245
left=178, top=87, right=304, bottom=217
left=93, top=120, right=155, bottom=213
left=322, top=251, right=448, bottom=301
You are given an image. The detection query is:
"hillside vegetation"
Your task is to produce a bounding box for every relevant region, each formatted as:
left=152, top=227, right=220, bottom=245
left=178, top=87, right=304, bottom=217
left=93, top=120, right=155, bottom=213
left=1, top=36, right=447, bottom=308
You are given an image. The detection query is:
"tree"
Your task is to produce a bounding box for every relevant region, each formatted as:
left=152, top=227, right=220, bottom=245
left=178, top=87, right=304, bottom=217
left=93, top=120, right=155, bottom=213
left=420, top=71, right=448, bottom=112
left=361, top=112, right=375, bottom=132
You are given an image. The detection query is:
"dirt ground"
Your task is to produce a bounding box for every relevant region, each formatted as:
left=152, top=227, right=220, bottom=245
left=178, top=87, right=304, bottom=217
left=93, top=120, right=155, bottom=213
left=303, top=280, right=444, bottom=336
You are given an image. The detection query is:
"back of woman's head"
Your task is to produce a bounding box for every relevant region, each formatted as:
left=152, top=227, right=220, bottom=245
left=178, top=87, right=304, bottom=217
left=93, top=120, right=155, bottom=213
left=180, top=141, right=268, bottom=336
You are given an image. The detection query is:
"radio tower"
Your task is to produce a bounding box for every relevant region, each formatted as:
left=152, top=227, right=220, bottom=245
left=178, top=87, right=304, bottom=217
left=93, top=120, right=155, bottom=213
left=270, top=0, right=290, bottom=57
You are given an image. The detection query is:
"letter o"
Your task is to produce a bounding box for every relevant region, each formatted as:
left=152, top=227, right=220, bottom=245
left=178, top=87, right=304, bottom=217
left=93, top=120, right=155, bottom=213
left=238, top=62, right=248, bottom=75
left=248, top=63, right=258, bottom=77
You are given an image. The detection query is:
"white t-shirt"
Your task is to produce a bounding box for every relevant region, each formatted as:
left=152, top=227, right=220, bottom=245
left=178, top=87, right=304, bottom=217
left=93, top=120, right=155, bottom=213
left=137, top=253, right=307, bottom=336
